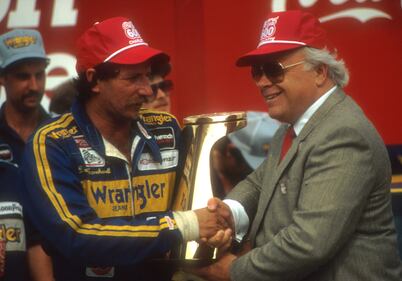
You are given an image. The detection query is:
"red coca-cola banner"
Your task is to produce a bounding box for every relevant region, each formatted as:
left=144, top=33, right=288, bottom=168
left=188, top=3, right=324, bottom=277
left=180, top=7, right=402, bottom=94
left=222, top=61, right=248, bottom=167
left=0, top=0, right=400, bottom=144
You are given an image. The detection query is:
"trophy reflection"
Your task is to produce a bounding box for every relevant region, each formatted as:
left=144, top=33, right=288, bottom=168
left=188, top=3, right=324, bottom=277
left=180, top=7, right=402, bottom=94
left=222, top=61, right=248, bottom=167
left=172, top=111, right=246, bottom=262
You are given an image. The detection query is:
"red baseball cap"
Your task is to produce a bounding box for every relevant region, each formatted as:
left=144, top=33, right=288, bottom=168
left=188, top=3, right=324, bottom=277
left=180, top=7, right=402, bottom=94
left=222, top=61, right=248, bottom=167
left=236, top=10, right=329, bottom=66
left=75, top=17, right=169, bottom=72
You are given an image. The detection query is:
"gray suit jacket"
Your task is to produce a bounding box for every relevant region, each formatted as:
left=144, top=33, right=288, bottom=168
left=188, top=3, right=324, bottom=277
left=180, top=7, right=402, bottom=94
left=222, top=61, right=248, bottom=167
left=227, top=89, right=402, bottom=281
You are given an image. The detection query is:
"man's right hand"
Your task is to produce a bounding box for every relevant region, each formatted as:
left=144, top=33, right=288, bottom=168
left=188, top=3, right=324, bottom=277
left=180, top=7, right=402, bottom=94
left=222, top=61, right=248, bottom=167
left=194, top=197, right=234, bottom=248
left=194, top=206, right=230, bottom=239
left=207, top=197, right=234, bottom=231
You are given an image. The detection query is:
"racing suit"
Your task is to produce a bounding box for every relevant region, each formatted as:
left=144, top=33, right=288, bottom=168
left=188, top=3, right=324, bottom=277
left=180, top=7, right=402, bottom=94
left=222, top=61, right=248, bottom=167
left=20, top=101, right=184, bottom=281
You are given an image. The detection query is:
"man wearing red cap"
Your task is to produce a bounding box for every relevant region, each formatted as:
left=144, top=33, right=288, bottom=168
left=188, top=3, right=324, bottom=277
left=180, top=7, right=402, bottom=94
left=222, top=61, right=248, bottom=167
left=18, top=17, right=231, bottom=281
left=196, top=10, right=402, bottom=281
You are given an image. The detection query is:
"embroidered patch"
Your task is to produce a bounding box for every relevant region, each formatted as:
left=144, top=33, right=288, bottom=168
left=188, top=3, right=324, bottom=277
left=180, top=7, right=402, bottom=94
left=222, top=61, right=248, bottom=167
left=137, top=150, right=178, bottom=171
left=73, top=136, right=105, bottom=167
left=150, top=127, right=175, bottom=150
left=122, top=21, right=144, bottom=45
left=259, top=16, right=279, bottom=45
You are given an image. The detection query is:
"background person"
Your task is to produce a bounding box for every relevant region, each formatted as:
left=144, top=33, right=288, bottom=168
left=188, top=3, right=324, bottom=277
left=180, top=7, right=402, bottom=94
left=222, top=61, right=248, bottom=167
left=0, top=29, right=53, bottom=281
left=196, top=10, right=402, bottom=281
left=19, top=17, right=230, bottom=281
left=142, top=62, right=173, bottom=112
left=211, top=111, right=280, bottom=197
left=48, top=78, right=77, bottom=117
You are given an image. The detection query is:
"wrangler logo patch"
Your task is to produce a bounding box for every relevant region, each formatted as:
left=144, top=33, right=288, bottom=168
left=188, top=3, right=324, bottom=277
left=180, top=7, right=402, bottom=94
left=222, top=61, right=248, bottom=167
left=48, top=126, right=78, bottom=139
left=142, top=114, right=172, bottom=125
left=82, top=172, right=176, bottom=218
left=0, top=202, right=25, bottom=250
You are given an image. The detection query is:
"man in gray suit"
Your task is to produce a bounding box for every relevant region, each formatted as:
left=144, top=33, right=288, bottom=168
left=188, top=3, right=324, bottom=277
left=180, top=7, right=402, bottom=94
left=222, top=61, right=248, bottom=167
left=195, top=10, right=402, bottom=281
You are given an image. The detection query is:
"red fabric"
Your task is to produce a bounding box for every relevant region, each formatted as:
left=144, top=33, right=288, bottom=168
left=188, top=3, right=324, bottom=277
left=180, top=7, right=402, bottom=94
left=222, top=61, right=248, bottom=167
left=280, top=126, right=295, bottom=161
left=236, top=10, right=332, bottom=66
left=75, top=17, right=169, bottom=72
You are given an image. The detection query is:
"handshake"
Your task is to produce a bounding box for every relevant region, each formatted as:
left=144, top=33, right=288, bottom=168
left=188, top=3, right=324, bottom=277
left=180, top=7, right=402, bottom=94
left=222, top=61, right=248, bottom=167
left=174, top=197, right=235, bottom=251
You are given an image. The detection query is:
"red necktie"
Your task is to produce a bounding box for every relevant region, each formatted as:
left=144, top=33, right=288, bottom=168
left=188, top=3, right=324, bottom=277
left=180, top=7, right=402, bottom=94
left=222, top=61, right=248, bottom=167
left=280, top=126, right=295, bottom=161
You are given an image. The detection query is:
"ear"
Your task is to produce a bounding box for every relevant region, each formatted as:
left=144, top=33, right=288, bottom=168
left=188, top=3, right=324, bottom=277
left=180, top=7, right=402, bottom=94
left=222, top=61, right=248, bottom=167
left=85, top=68, right=99, bottom=93
left=314, top=64, right=328, bottom=87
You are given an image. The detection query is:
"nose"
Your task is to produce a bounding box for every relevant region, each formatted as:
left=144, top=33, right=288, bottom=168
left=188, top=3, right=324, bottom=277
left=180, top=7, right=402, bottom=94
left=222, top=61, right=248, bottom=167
left=137, top=76, right=153, bottom=97
left=255, top=73, right=274, bottom=88
left=28, top=75, right=40, bottom=91
left=155, top=88, right=168, bottom=99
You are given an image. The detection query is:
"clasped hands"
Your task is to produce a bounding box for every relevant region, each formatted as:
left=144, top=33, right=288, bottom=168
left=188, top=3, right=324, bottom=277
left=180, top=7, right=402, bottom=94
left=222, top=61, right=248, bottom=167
left=194, top=197, right=234, bottom=251
left=191, top=198, right=239, bottom=281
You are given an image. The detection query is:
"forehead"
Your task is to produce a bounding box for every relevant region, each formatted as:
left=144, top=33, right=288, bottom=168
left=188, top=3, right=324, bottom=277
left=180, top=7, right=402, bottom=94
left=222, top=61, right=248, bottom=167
left=117, top=61, right=151, bottom=74
left=4, top=59, right=48, bottom=75
left=254, top=48, right=305, bottom=65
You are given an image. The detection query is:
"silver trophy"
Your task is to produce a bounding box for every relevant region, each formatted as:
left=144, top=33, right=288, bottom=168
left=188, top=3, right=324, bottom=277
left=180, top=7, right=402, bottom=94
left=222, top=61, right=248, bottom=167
left=172, top=111, right=246, bottom=263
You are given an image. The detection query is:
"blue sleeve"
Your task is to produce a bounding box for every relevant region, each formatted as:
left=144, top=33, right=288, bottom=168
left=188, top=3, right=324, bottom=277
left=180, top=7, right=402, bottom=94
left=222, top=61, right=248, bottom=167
left=19, top=132, right=182, bottom=267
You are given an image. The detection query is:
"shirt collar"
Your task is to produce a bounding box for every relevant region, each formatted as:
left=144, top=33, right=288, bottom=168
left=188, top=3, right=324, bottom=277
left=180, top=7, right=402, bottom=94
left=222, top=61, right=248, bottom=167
left=293, top=85, right=337, bottom=136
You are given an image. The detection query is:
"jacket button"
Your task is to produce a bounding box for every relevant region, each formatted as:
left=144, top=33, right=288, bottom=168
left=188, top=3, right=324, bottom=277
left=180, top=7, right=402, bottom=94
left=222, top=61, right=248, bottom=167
left=280, top=183, right=287, bottom=194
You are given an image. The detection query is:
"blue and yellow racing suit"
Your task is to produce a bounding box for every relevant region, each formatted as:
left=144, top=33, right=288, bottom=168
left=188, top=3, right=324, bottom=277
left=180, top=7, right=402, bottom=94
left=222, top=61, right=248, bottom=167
left=20, top=101, right=183, bottom=281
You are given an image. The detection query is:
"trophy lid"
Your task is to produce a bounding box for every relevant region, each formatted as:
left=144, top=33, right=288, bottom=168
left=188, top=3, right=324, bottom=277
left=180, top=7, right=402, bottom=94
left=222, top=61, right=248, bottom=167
left=183, top=111, right=246, bottom=125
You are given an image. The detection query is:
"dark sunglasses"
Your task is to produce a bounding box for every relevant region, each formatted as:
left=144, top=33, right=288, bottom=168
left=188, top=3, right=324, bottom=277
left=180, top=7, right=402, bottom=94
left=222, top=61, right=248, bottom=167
left=151, top=80, right=173, bottom=98
left=251, top=60, right=305, bottom=83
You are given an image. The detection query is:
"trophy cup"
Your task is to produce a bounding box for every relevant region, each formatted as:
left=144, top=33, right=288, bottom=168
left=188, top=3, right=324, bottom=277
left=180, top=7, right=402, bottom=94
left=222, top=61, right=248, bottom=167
left=172, top=111, right=246, bottom=264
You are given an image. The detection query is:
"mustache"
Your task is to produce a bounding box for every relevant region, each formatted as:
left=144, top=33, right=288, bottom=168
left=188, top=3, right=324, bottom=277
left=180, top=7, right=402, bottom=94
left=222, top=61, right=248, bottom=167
left=21, top=91, right=42, bottom=101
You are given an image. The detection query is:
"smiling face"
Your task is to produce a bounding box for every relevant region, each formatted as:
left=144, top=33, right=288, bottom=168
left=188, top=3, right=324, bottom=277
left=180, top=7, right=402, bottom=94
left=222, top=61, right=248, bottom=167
left=252, top=48, right=323, bottom=124
left=90, top=62, right=153, bottom=122
left=0, top=59, right=47, bottom=113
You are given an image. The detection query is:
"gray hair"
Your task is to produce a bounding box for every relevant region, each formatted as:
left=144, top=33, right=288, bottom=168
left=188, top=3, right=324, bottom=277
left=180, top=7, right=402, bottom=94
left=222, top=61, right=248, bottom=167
left=303, top=47, right=349, bottom=87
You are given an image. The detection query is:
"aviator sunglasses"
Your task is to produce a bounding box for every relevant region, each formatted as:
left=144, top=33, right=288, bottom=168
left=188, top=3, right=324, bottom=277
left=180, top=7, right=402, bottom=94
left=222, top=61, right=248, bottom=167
left=251, top=60, right=305, bottom=83
left=150, top=79, right=173, bottom=98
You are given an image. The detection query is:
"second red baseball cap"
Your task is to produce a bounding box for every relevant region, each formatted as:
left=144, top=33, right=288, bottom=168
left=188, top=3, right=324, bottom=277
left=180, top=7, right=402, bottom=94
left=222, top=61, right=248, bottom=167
left=75, top=17, right=169, bottom=72
left=236, top=10, right=330, bottom=66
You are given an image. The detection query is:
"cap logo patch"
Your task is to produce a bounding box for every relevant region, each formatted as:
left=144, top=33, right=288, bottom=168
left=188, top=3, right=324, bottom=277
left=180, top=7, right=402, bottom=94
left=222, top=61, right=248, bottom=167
left=260, top=16, right=279, bottom=44
left=122, top=21, right=144, bottom=45
left=4, top=36, right=36, bottom=49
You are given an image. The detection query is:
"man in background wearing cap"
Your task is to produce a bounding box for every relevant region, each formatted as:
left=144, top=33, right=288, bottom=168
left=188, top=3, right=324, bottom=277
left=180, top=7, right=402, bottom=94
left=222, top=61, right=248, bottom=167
left=0, top=29, right=53, bottom=281
left=19, top=17, right=231, bottom=281
left=211, top=111, right=279, bottom=196
left=196, top=10, right=402, bottom=281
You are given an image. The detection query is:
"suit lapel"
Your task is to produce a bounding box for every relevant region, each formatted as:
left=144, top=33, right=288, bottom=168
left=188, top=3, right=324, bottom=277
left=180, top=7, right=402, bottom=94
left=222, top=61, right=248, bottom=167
left=249, top=89, right=347, bottom=243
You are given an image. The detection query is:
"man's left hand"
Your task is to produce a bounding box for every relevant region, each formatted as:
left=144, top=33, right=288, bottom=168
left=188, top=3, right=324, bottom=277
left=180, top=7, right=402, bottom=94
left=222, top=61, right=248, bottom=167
left=189, top=252, right=236, bottom=281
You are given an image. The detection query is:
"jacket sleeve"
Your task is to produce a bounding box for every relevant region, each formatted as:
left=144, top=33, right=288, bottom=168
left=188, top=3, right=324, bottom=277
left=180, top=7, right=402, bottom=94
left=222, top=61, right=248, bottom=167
left=19, top=128, right=182, bottom=267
